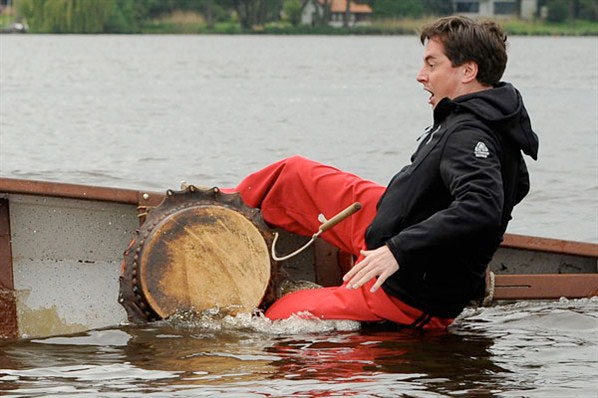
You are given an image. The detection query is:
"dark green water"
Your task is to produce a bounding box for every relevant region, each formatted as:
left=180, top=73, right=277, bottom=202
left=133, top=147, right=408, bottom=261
left=1, top=298, right=597, bottom=397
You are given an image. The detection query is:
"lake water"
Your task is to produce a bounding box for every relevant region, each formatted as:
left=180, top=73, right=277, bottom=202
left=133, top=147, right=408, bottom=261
left=0, top=35, right=597, bottom=397
left=1, top=299, right=597, bottom=397
left=1, top=35, right=596, bottom=243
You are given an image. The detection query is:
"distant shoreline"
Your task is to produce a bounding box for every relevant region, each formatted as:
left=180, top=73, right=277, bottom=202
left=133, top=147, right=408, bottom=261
left=143, top=18, right=598, bottom=36
left=2, top=18, right=597, bottom=36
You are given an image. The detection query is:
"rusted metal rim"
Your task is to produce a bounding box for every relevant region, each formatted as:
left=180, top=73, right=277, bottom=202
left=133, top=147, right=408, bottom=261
left=0, top=198, right=17, bottom=339
left=118, top=185, right=283, bottom=323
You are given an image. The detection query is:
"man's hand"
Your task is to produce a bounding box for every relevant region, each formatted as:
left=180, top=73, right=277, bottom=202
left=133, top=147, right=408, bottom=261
left=342, top=245, right=399, bottom=293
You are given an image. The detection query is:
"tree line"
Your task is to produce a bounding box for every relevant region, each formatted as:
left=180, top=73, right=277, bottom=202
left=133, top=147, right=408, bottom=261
left=12, top=0, right=598, bottom=34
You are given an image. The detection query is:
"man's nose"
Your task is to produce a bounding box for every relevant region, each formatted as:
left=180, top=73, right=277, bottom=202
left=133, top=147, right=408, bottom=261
left=416, top=67, right=427, bottom=83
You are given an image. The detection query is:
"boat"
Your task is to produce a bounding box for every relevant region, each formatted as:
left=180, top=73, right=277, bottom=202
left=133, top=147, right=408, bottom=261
left=1, top=177, right=596, bottom=339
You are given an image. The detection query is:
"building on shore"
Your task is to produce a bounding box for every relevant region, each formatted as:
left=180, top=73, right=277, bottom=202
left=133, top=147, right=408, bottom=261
left=301, top=0, right=373, bottom=28
left=0, top=0, right=12, bottom=12
left=452, top=0, right=538, bottom=20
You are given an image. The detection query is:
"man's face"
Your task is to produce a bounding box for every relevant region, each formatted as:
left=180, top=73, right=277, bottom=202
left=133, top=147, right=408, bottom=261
left=416, top=38, right=465, bottom=108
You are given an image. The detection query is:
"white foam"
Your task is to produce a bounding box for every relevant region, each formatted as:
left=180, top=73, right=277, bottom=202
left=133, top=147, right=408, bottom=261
left=163, top=308, right=361, bottom=335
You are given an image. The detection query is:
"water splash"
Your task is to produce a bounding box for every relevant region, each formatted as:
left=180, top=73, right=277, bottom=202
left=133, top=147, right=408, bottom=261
left=162, top=307, right=361, bottom=335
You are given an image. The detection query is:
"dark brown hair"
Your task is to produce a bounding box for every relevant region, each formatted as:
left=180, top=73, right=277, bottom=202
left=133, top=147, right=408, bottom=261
left=419, top=16, right=507, bottom=86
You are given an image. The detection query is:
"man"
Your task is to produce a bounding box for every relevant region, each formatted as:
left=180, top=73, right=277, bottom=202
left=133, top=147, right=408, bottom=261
left=231, top=16, right=538, bottom=329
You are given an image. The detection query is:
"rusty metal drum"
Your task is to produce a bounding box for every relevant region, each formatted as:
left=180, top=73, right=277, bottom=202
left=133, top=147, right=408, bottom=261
left=119, top=186, right=282, bottom=323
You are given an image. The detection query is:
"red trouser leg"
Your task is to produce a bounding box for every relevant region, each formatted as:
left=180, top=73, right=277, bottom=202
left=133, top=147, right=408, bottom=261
left=232, top=155, right=383, bottom=256
left=266, top=279, right=453, bottom=330
left=231, top=156, right=453, bottom=329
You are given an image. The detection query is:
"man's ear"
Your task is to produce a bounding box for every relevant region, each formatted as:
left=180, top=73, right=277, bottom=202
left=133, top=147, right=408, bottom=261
left=462, top=61, right=479, bottom=84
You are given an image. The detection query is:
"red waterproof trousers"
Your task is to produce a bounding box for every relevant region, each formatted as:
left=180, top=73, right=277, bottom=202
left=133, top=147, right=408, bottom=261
left=230, top=156, right=453, bottom=330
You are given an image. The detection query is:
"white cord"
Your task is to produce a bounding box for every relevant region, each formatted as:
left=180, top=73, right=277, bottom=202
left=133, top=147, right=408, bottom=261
left=271, top=231, right=319, bottom=261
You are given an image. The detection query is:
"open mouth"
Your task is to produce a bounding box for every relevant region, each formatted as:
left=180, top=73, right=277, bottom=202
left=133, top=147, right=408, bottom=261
left=424, top=88, right=434, bottom=104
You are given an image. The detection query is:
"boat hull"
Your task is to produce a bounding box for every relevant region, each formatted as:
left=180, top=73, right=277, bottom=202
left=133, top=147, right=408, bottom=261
left=1, top=177, right=596, bottom=339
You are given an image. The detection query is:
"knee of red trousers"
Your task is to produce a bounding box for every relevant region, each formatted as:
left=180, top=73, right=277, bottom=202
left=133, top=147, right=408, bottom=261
left=231, top=155, right=313, bottom=208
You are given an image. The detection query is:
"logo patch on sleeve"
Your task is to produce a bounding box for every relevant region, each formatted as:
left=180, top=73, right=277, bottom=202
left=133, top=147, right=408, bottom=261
left=474, top=142, right=490, bottom=158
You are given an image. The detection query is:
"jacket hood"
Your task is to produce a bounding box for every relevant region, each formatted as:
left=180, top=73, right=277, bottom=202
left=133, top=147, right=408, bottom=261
left=435, top=82, right=539, bottom=160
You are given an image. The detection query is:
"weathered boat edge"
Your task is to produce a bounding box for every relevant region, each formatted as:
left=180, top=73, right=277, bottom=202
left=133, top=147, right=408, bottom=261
left=0, top=177, right=159, bottom=206
left=2, top=176, right=596, bottom=257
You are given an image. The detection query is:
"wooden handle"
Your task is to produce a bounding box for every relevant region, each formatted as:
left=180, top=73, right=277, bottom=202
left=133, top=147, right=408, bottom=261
left=319, top=202, right=362, bottom=233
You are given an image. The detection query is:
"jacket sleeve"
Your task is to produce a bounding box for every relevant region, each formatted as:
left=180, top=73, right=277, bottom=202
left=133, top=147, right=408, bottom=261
left=386, top=128, right=504, bottom=268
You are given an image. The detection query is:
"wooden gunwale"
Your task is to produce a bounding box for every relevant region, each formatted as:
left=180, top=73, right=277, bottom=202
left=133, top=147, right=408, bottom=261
left=1, top=177, right=595, bottom=258
left=0, top=177, right=163, bottom=207
left=502, top=233, right=597, bottom=259
left=494, top=273, right=598, bottom=300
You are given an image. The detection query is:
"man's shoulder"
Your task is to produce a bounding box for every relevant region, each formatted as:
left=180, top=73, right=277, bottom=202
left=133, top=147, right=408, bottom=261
left=440, top=112, right=498, bottom=145
left=438, top=115, right=503, bottom=162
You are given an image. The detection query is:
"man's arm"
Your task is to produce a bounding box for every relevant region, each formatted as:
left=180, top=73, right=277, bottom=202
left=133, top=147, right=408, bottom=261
left=345, top=128, right=504, bottom=291
left=387, top=128, right=504, bottom=267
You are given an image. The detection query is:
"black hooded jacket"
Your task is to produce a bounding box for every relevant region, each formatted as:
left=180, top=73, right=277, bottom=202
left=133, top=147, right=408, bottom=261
left=365, top=82, right=539, bottom=319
